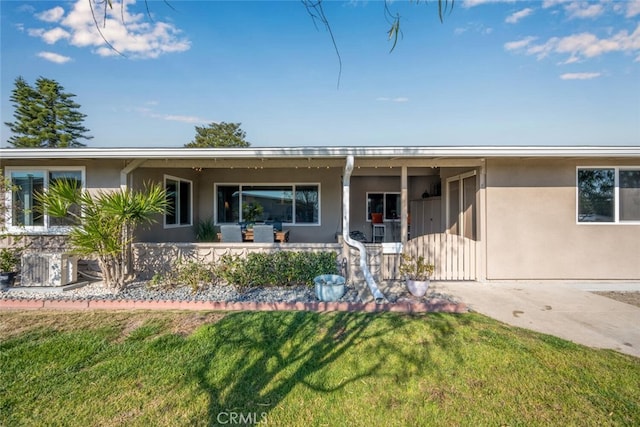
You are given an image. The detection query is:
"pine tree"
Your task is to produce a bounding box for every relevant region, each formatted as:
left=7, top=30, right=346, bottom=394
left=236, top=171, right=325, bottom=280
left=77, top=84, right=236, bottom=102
left=4, top=76, right=92, bottom=147
left=185, top=122, right=250, bottom=148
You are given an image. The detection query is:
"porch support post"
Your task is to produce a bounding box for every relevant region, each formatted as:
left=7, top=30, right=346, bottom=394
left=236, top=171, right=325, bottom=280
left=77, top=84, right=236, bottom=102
left=120, top=159, right=145, bottom=190
left=401, top=165, right=408, bottom=246
left=477, top=160, right=487, bottom=281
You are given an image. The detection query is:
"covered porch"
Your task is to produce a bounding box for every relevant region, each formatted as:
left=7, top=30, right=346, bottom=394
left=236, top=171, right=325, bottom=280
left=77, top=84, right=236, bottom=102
left=125, top=150, right=485, bottom=285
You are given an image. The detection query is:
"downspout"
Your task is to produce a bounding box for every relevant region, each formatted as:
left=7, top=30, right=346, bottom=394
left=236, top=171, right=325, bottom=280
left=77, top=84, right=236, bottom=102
left=343, top=155, right=386, bottom=303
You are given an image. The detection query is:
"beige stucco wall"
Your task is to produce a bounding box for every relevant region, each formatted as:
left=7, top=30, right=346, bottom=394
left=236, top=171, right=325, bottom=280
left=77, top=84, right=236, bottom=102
left=4, top=156, right=638, bottom=280
left=0, top=158, right=122, bottom=192
left=131, top=168, right=200, bottom=242
left=485, top=158, right=640, bottom=280
left=132, top=166, right=343, bottom=243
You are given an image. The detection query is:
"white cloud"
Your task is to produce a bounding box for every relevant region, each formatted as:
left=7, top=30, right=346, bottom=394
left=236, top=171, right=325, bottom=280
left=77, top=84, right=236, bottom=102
left=560, top=72, right=602, bottom=80
left=542, top=0, right=567, bottom=7
left=29, top=0, right=190, bottom=59
left=17, top=4, right=36, bottom=14
left=505, top=24, right=640, bottom=63
left=27, top=28, right=44, bottom=38
left=463, top=0, right=516, bottom=8
left=504, top=36, right=537, bottom=51
left=162, top=115, right=206, bottom=124
left=453, top=22, right=493, bottom=36
left=376, top=97, right=409, bottom=103
left=36, top=6, right=64, bottom=23
left=37, top=51, right=72, bottom=64
left=543, top=0, right=609, bottom=19
left=564, top=1, right=604, bottom=19
left=627, top=0, right=640, bottom=17
left=506, top=8, right=533, bottom=24
left=135, top=107, right=207, bottom=124
left=41, top=27, right=70, bottom=44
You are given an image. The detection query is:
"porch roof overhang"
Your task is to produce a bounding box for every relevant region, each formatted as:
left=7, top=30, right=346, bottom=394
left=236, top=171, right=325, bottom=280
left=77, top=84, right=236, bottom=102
left=1, top=145, right=639, bottom=160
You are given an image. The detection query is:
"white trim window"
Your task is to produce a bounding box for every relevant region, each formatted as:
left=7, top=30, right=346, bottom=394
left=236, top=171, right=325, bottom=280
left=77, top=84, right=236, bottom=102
left=4, top=167, right=85, bottom=233
left=215, top=183, right=320, bottom=225
left=366, top=192, right=400, bottom=222
left=164, top=175, right=192, bottom=228
left=577, top=167, right=640, bottom=223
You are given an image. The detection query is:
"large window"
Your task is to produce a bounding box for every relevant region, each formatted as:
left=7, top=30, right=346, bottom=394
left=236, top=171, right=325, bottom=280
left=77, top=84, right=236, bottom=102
left=216, top=184, right=320, bottom=225
left=165, top=176, right=192, bottom=227
left=578, top=167, right=640, bottom=223
left=6, top=168, right=84, bottom=231
left=366, top=192, right=400, bottom=222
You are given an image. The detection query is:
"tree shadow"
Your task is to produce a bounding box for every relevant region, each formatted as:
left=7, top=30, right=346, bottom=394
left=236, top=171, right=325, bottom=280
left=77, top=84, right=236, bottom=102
left=187, top=311, right=469, bottom=425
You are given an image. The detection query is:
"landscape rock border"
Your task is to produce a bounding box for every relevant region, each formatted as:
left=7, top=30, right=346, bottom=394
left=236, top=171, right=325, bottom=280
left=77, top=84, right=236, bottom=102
left=0, top=297, right=467, bottom=313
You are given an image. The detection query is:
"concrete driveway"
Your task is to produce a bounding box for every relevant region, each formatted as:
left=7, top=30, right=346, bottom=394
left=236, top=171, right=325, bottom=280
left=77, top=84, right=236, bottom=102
left=432, top=281, right=640, bottom=358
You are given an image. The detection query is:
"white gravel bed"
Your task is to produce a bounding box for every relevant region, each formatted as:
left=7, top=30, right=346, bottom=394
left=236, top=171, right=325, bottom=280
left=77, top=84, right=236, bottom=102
left=1, top=280, right=458, bottom=305
left=1, top=280, right=361, bottom=304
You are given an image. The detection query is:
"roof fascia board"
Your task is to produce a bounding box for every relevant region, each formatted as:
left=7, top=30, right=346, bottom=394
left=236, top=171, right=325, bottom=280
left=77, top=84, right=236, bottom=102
left=1, top=146, right=639, bottom=160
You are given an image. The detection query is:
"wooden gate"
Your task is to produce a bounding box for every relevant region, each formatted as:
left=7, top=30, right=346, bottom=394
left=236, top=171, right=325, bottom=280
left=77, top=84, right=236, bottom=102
left=383, top=233, right=477, bottom=281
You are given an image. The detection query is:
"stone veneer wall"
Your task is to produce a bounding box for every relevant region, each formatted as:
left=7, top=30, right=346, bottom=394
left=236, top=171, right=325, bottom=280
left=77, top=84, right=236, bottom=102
left=0, top=234, right=71, bottom=252
left=132, top=242, right=344, bottom=281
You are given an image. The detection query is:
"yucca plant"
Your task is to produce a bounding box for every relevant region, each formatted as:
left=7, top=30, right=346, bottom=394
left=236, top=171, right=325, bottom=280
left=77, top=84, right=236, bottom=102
left=36, top=180, right=168, bottom=290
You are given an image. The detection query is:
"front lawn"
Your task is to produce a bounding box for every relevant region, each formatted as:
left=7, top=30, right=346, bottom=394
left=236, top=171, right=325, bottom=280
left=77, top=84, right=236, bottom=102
left=1, top=310, right=638, bottom=426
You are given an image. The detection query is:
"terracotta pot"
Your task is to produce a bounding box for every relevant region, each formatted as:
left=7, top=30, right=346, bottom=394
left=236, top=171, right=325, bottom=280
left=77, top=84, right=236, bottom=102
left=371, top=213, right=383, bottom=224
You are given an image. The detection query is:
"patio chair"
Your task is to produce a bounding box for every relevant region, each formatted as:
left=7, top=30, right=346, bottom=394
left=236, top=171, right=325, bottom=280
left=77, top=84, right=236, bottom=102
left=253, top=224, right=275, bottom=243
left=220, top=225, right=243, bottom=242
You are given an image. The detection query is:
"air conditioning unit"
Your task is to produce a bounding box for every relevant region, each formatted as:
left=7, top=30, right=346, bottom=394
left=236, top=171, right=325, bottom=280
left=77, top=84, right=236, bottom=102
left=21, top=252, right=78, bottom=287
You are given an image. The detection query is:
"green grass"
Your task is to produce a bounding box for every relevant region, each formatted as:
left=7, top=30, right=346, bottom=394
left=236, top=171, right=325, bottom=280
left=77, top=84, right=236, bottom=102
left=1, top=310, right=638, bottom=426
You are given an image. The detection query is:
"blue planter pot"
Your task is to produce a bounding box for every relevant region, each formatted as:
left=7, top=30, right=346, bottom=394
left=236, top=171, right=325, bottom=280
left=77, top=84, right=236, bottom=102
left=314, top=274, right=346, bottom=302
left=0, top=271, right=17, bottom=289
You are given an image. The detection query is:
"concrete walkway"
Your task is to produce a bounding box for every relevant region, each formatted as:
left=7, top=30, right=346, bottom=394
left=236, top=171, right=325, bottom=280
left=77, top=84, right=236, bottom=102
left=432, top=281, right=640, bottom=358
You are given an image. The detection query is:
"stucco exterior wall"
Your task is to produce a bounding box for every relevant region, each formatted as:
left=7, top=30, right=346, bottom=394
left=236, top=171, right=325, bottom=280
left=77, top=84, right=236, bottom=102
left=485, top=158, right=640, bottom=280
left=131, top=168, right=200, bottom=242
left=132, top=166, right=343, bottom=243
left=204, top=167, right=343, bottom=244
left=0, top=158, right=122, bottom=193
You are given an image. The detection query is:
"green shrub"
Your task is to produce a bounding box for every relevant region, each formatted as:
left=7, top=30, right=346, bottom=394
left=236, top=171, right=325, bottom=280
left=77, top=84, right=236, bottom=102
left=195, top=218, right=218, bottom=242
left=149, top=257, right=219, bottom=292
left=216, top=251, right=339, bottom=290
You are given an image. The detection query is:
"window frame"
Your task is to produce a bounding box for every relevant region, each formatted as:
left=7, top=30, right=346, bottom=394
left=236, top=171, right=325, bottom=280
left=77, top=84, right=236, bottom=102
left=366, top=192, right=401, bottom=222
left=164, top=175, right=193, bottom=228
left=576, top=166, right=640, bottom=225
left=4, top=166, right=86, bottom=234
left=214, top=182, right=321, bottom=226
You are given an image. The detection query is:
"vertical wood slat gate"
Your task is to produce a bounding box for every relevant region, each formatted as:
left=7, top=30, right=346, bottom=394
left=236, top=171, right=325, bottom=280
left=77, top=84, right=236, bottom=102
left=383, top=233, right=477, bottom=281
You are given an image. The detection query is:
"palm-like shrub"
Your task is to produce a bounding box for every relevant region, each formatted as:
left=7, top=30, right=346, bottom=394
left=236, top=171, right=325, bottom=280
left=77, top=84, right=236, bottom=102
left=37, top=180, right=167, bottom=290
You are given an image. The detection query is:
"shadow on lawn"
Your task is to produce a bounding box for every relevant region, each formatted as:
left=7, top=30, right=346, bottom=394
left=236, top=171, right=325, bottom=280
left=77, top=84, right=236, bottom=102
left=189, top=311, right=468, bottom=426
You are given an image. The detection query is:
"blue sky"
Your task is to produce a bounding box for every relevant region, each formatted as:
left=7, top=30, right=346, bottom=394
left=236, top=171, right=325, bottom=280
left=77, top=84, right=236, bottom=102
left=1, top=0, right=639, bottom=148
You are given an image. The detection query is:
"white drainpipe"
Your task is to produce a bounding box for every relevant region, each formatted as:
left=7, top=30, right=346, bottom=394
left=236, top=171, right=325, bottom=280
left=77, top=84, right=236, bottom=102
left=342, top=155, right=386, bottom=303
